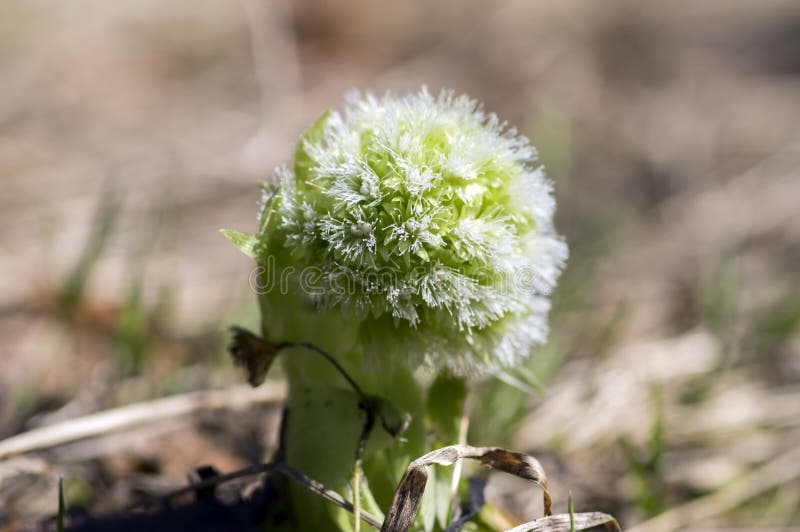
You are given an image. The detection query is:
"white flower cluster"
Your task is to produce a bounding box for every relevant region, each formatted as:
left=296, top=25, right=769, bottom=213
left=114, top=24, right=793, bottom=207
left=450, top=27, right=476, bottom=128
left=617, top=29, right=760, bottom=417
left=255, top=88, right=567, bottom=374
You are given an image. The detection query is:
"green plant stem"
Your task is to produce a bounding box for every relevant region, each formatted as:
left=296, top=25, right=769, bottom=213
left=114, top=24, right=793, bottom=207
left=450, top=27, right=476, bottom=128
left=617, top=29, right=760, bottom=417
left=280, top=345, right=426, bottom=530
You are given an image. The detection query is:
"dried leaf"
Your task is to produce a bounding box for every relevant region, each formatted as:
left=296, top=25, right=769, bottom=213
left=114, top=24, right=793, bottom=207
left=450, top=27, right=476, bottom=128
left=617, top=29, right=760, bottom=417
left=371, top=396, right=412, bottom=439
left=504, top=512, right=620, bottom=532
left=381, top=445, right=551, bottom=532
left=228, top=326, right=279, bottom=387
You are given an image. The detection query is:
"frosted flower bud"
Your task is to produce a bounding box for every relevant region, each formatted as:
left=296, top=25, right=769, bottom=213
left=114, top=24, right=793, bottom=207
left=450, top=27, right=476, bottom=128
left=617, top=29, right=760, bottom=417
left=231, top=88, right=568, bottom=375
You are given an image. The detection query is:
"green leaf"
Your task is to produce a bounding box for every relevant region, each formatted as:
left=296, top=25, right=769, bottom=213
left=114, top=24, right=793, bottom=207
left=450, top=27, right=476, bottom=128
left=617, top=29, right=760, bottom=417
left=426, top=375, right=467, bottom=529
left=427, top=375, right=466, bottom=445
left=355, top=473, right=385, bottom=526
left=568, top=492, right=575, bottom=532
left=220, top=229, right=258, bottom=259
left=294, top=109, right=331, bottom=182
left=495, top=365, right=545, bottom=394
left=57, top=475, right=65, bottom=532
left=419, top=466, right=438, bottom=531
left=58, top=184, right=120, bottom=314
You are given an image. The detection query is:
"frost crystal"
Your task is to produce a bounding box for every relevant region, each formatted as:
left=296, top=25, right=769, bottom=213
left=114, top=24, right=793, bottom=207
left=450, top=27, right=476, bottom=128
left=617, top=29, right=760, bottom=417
left=254, top=88, right=567, bottom=374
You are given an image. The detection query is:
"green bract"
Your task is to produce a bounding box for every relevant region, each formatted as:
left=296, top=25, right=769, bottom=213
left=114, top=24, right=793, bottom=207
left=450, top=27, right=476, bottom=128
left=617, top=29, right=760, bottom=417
left=245, top=88, right=566, bottom=374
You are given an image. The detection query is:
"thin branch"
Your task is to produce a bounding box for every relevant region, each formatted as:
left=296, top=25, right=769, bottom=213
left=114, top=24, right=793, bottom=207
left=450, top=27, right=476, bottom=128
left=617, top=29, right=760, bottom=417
left=229, top=327, right=367, bottom=401
left=274, top=462, right=383, bottom=529
left=0, top=383, right=285, bottom=459
left=162, top=462, right=277, bottom=501
left=151, top=460, right=382, bottom=529
left=289, top=341, right=368, bottom=401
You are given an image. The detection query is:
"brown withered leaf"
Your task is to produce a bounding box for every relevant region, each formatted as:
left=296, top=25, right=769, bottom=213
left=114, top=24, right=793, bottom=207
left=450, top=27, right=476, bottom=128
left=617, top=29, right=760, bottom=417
left=228, top=326, right=280, bottom=387
left=369, top=396, right=412, bottom=438
left=504, top=512, right=621, bottom=532
left=381, top=445, right=551, bottom=532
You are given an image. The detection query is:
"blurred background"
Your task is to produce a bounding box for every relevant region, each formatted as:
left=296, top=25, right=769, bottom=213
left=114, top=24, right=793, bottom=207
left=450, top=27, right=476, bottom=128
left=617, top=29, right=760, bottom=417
left=1, top=0, right=799, bottom=530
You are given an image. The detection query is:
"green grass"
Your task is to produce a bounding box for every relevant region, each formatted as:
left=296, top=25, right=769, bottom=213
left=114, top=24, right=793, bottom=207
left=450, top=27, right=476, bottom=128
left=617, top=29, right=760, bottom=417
left=619, top=384, right=666, bottom=518
left=57, top=475, right=65, bottom=532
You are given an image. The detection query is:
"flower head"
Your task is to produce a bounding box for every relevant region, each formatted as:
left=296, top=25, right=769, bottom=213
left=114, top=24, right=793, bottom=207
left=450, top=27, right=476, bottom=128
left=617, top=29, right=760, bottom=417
left=236, top=88, right=567, bottom=375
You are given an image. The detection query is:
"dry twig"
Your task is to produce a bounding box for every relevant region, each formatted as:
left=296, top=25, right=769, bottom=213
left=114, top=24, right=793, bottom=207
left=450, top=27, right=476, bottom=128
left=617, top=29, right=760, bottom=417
left=156, top=460, right=383, bottom=529
left=0, top=383, right=285, bottom=459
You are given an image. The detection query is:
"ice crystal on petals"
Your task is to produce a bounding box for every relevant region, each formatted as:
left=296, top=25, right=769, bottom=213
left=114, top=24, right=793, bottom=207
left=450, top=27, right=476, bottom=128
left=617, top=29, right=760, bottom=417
left=252, top=88, right=567, bottom=375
